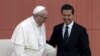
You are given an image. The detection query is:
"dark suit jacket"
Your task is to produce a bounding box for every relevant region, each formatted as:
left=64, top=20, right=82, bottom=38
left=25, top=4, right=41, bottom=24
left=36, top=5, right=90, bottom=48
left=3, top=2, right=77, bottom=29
left=48, top=22, right=91, bottom=56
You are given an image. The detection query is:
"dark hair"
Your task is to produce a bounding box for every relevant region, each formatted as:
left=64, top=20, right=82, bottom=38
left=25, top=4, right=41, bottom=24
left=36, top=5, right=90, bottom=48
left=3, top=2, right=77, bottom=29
left=61, top=4, right=74, bottom=15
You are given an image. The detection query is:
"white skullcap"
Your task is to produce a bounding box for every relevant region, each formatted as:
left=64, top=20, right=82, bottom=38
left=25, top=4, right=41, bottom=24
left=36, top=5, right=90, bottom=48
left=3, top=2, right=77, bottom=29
left=33, top=6, right=46, bottom=14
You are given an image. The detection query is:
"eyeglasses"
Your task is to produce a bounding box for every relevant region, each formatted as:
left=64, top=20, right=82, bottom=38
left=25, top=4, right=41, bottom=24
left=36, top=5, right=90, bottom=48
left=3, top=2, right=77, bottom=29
left=38, top=15, right=48, bottom=20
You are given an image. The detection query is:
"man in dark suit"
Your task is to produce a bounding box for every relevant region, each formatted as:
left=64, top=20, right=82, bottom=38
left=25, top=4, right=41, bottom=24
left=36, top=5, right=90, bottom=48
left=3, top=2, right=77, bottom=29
left=47, top=4, right=91, bottom=56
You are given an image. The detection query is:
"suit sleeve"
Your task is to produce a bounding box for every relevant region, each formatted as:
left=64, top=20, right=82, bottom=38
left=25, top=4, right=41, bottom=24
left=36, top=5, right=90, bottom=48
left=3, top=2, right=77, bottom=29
left=47, top=27, right=57, bottom=47
left=80, top=28, right=91, bottom=56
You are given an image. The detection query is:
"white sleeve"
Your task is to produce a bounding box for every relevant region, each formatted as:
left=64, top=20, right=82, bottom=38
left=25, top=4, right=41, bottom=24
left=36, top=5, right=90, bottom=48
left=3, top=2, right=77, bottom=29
left=11, top=24, right=25, bottom=45
left=45, top=43, right=57, bottom=56
left=13, top=44, right=26, bottom=56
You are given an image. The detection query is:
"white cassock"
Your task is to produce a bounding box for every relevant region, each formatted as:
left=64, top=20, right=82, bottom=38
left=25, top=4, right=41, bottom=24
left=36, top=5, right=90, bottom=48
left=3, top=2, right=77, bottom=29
left=11, top=16, right=56, bottom=56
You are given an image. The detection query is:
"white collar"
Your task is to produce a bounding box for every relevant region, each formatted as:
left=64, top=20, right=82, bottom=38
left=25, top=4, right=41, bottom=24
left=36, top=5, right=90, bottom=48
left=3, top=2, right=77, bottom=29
left=30, top=16, right=38, bottom=27
left=64, top=21, right=74, bottom=29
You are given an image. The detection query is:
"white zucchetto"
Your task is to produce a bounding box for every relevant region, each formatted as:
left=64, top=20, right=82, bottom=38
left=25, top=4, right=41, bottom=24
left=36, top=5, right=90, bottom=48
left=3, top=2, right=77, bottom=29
left=33, top=6, right=46, bottom=14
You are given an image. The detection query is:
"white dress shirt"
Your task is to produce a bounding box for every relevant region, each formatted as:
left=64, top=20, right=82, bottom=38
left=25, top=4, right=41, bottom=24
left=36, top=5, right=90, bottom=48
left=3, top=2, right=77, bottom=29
left=62, top=21, right=74, bottom=38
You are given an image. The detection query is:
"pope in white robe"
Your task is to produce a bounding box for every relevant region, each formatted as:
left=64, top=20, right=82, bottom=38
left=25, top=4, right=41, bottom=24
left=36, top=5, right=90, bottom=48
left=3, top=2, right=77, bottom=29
left=11, top=6, right=56, bottom=56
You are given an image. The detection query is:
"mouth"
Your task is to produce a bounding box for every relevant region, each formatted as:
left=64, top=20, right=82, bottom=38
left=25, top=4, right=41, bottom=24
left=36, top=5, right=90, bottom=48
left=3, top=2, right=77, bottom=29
left=63, top=18, right=71, bottom=23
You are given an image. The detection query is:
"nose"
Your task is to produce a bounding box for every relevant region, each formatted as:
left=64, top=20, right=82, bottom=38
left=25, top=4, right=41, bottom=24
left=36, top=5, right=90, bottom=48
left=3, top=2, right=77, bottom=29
left=65, top=16, right=67, bottom=18
left=65, top=16, right=69, bottom=18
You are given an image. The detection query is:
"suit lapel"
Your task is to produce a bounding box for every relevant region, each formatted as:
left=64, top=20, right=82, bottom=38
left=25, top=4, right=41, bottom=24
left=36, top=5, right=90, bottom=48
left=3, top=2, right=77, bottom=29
left=59, top=23, right=64, bottom=40
left=67, top=23, right=79, bottom=42
left=63, top=23, right=77, bottom=43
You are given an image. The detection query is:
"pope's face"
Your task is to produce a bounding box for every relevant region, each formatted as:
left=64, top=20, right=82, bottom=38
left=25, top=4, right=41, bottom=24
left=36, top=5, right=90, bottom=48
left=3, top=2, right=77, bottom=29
left=38, top=10, right=48, bottom=26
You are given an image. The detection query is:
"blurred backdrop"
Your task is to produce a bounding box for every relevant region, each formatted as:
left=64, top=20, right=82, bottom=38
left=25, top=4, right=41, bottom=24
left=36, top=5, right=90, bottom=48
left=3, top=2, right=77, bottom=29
left=0, top=0, right=100, bottom=56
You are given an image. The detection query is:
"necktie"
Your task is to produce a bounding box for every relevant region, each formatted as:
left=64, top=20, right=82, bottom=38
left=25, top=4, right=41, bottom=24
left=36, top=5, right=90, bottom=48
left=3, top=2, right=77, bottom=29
left=63, top=26, right=69, bottom=41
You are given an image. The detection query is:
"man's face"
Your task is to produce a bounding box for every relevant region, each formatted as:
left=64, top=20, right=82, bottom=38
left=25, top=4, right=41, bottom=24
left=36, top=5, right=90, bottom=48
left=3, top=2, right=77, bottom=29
left=38, top=10, right=48, bottom=26
left=62, top=10, right=73, bottom=24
